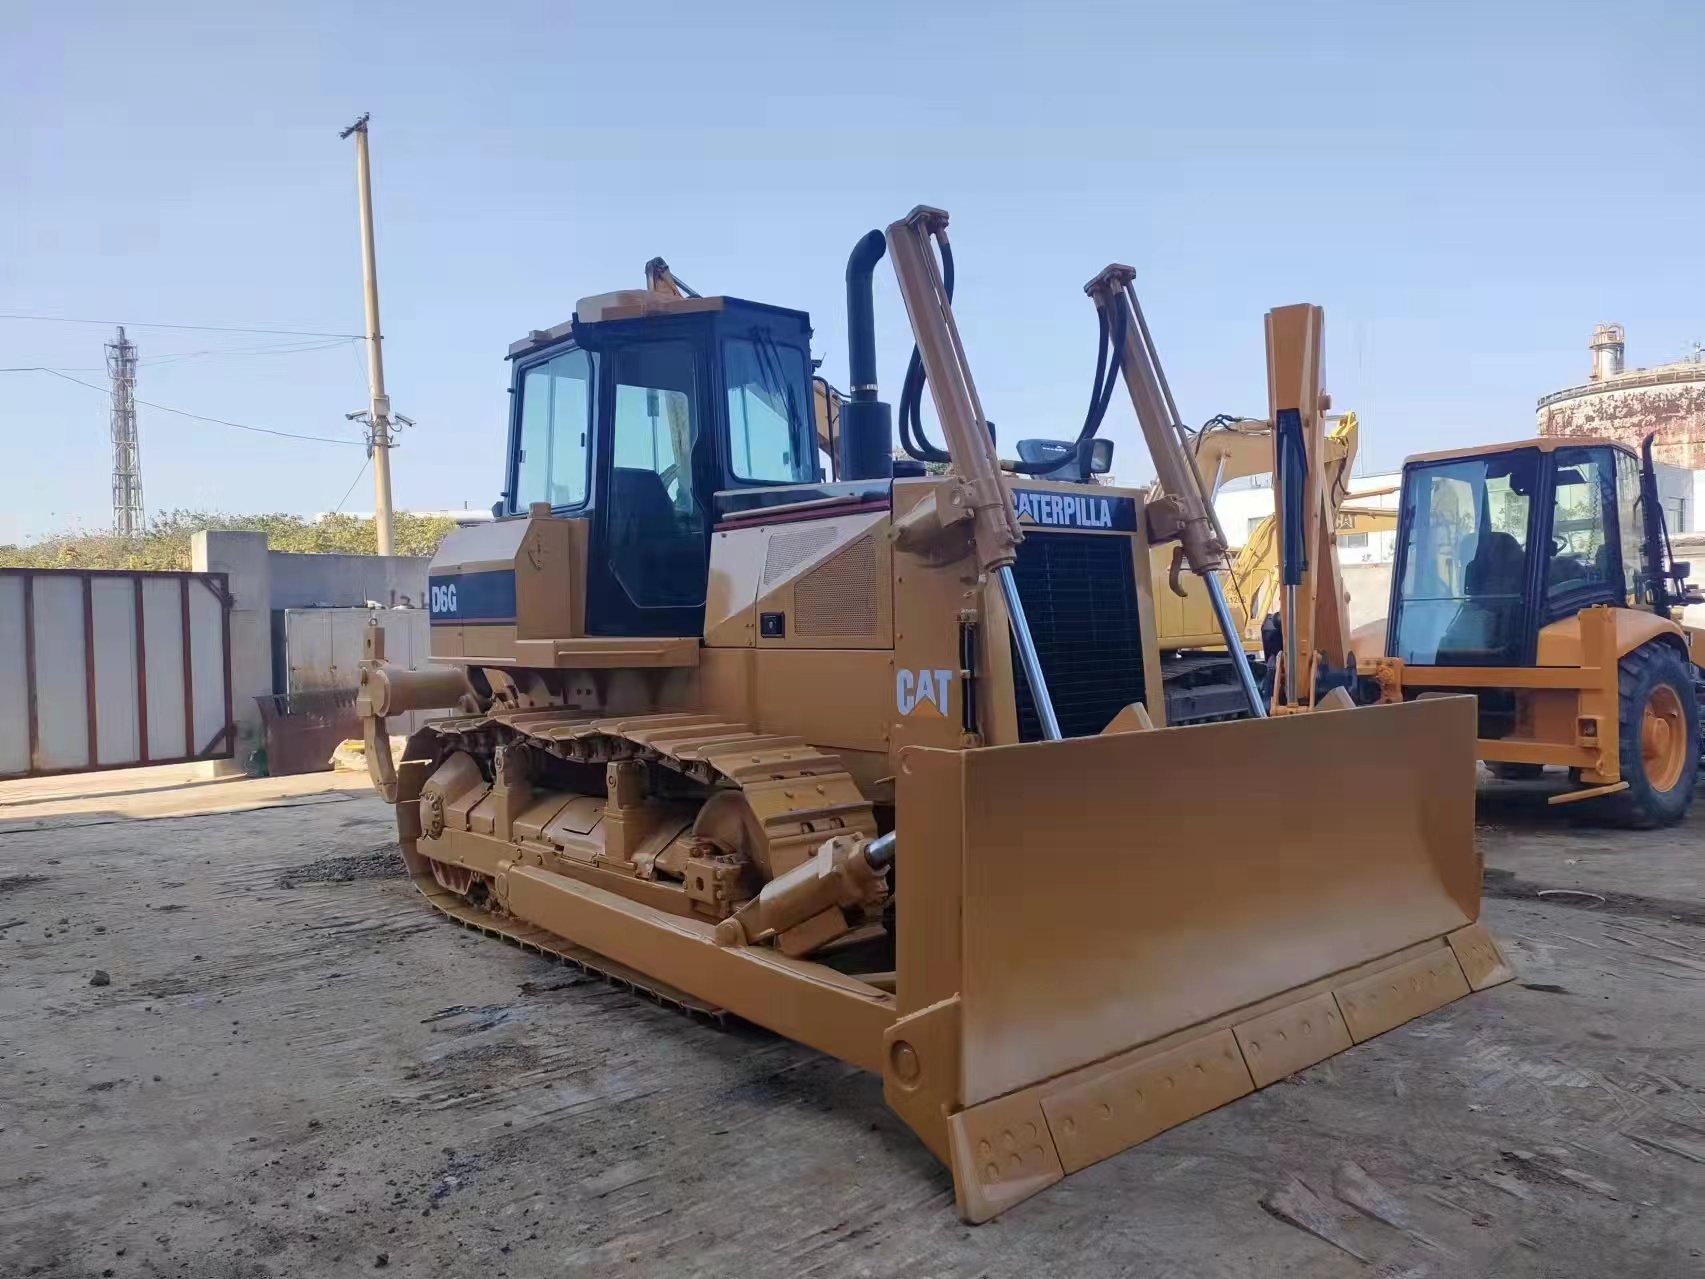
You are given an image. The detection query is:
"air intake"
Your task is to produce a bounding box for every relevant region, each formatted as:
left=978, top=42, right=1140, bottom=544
left=762, top=526, right=838, bottom=588
left=796, top=534, right=879, bottom=638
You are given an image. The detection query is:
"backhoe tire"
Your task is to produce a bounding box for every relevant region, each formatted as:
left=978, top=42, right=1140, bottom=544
left=1486, top=762, right=1545, bottom=781
left=1599, top=642, right=1700, bottom=829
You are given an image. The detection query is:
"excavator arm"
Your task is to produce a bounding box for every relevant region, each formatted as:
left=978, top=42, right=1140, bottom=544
left=1266, top=306, right=1362, bottom=709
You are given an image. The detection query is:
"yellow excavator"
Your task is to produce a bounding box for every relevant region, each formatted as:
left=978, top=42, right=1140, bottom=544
left=1150, top=411, right=1398, bottom=722
left=359, top=206, right=1511, bottom=1222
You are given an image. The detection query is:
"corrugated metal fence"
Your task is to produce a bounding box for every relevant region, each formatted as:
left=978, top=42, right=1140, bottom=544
left=0, top=568, right=233, bottom=778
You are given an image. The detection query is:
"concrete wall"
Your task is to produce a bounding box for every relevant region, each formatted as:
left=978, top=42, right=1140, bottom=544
left=269, top=551, right=429, bottom=610
left=190, top=531, right=432, bottom=769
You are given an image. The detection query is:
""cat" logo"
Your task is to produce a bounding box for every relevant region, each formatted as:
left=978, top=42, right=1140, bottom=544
left=897, top=668, right=954, bottom=716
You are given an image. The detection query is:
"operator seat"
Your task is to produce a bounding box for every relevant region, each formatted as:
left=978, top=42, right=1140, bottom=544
left=1438, top=531, right=1526, bottom=663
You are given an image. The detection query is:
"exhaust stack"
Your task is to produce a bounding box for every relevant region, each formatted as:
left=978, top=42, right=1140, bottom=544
left=840, top=230, right=894, bottom=480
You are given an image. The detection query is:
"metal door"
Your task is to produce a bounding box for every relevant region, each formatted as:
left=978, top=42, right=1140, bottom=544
left=0, top=568, right=233, bottom=778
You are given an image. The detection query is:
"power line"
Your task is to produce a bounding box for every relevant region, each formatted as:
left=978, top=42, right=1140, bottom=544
left=27, top=368, right=362, bottom=445
left=0, top=312, right=362, bottom=339
left=0, top=336, right=359, bottom=377
left=142, top=337, right=359, bottom=367
left=332, top=456, right=372, bottom=513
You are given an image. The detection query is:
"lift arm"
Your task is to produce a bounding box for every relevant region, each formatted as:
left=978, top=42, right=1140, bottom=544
left=884, top=206, right=1063, bottom=740
left=1086, top=265, right=1266, bottom=718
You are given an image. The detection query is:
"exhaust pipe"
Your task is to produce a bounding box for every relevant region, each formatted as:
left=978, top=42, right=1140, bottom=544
left=840, top=230, right=894, bottom=481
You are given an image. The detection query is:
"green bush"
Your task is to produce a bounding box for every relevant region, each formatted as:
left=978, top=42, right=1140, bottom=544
left=0, top=510, right=458, bottom=570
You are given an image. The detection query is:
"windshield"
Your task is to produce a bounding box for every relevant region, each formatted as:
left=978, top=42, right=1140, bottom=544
left=724, top=333, right=813, bottom=483
left=1392, top=450, right=1536, bottom=666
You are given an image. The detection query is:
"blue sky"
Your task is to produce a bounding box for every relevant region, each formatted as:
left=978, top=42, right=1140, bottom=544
left=4, top=1, right=1702, bottom=542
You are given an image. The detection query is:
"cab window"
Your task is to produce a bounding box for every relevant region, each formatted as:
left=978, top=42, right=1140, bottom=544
left=1545, top=447, right=1620, bottom=605
left=724, top=335, right=813, bottom=483
left=513, top=348, right=593, bottom=510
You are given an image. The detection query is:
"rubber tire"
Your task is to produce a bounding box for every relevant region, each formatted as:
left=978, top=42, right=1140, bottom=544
left=1486, top=761, right=1545, bottom=781
left=1599, top=642, right=1701, bottom=829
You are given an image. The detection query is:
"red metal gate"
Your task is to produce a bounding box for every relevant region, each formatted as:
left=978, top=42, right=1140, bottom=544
left=0, top=568, right=234, bottom=779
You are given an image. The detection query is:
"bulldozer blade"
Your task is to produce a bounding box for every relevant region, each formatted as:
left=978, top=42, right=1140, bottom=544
left=884, top=695, right=1511, bottom=1222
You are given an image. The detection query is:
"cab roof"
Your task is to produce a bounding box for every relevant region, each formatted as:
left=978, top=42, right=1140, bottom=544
left=507, top=293, right=811, bottom=360
left=1403, top=436, right=1640, bottom=467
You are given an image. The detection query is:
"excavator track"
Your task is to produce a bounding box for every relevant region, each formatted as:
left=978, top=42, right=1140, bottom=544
left=392, top=708, right=881, bottom=1017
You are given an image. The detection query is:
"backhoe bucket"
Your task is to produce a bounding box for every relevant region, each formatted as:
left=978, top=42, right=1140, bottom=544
left=882, top=695, right=1512, bottom=1222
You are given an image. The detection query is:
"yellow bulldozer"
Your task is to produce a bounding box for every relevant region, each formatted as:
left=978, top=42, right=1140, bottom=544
left=359, top=206, right=1511, bottom=1222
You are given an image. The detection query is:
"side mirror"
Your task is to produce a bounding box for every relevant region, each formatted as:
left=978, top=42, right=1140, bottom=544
left=490, top=499, right=505, bottom=519
left=1671, top=561, right=1691, bottom=580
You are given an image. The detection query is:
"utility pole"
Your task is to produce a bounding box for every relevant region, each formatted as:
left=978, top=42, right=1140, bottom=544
left=107, top=326, right=144, bottom=536
left=340, top=112, right=395, bottom=555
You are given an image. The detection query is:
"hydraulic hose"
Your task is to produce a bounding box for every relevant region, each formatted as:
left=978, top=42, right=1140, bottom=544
left=896, top=238, right=955, bottom=463
left=1005, top=296, right=1127, bottom=475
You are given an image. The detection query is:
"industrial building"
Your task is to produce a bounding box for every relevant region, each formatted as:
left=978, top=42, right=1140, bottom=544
left=1539, top=323, right=1705, bottom=530
left=1212, top=323, right=1705, bottom=586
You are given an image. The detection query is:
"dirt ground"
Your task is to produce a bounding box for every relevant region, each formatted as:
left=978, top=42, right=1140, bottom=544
left=2, top=766, right=1703, bottom=1279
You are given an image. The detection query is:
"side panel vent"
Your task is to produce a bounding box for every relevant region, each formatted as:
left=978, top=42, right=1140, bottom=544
left=762, top=526, right=838, bottom=588
left=796, top=534, right=879, bottom=638
left=1010, top=533, right=1146, bottom=741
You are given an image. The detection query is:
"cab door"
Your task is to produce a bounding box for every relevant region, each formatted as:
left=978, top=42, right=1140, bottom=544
left=586, top=337, right=711, bottom=637
left=1539, top=446, right=1627, bottom=625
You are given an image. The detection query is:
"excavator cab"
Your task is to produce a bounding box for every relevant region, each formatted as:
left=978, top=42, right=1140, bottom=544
left=501, top=295, right=824, bottom=636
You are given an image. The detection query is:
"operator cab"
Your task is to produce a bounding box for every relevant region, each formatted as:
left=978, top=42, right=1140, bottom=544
left=1387, top=438, right=1661, bottom=668
left=502, top=292, right=826, bottom=636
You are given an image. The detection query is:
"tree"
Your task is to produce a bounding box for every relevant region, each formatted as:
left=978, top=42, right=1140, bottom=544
left=0, top=510, right=458, bottom=571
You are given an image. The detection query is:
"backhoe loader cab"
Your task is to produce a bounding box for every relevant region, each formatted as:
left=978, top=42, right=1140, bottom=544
left=1365, top=436, right=1705, bottom=825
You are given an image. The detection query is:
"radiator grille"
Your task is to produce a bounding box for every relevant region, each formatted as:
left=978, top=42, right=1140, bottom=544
left=1010, top=533, right=1146, bottom=742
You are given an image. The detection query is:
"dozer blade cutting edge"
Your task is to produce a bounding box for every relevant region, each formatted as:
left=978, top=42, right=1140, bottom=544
left=387, top=694, right=1512, bottom=1223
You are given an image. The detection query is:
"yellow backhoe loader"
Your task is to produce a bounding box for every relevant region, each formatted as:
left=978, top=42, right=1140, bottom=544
left=1151, top=395, right=1705, bottom=826
left=359, top=206, right=1511, bottom=1222
left=1354, top=435, right=1705, bottom=826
